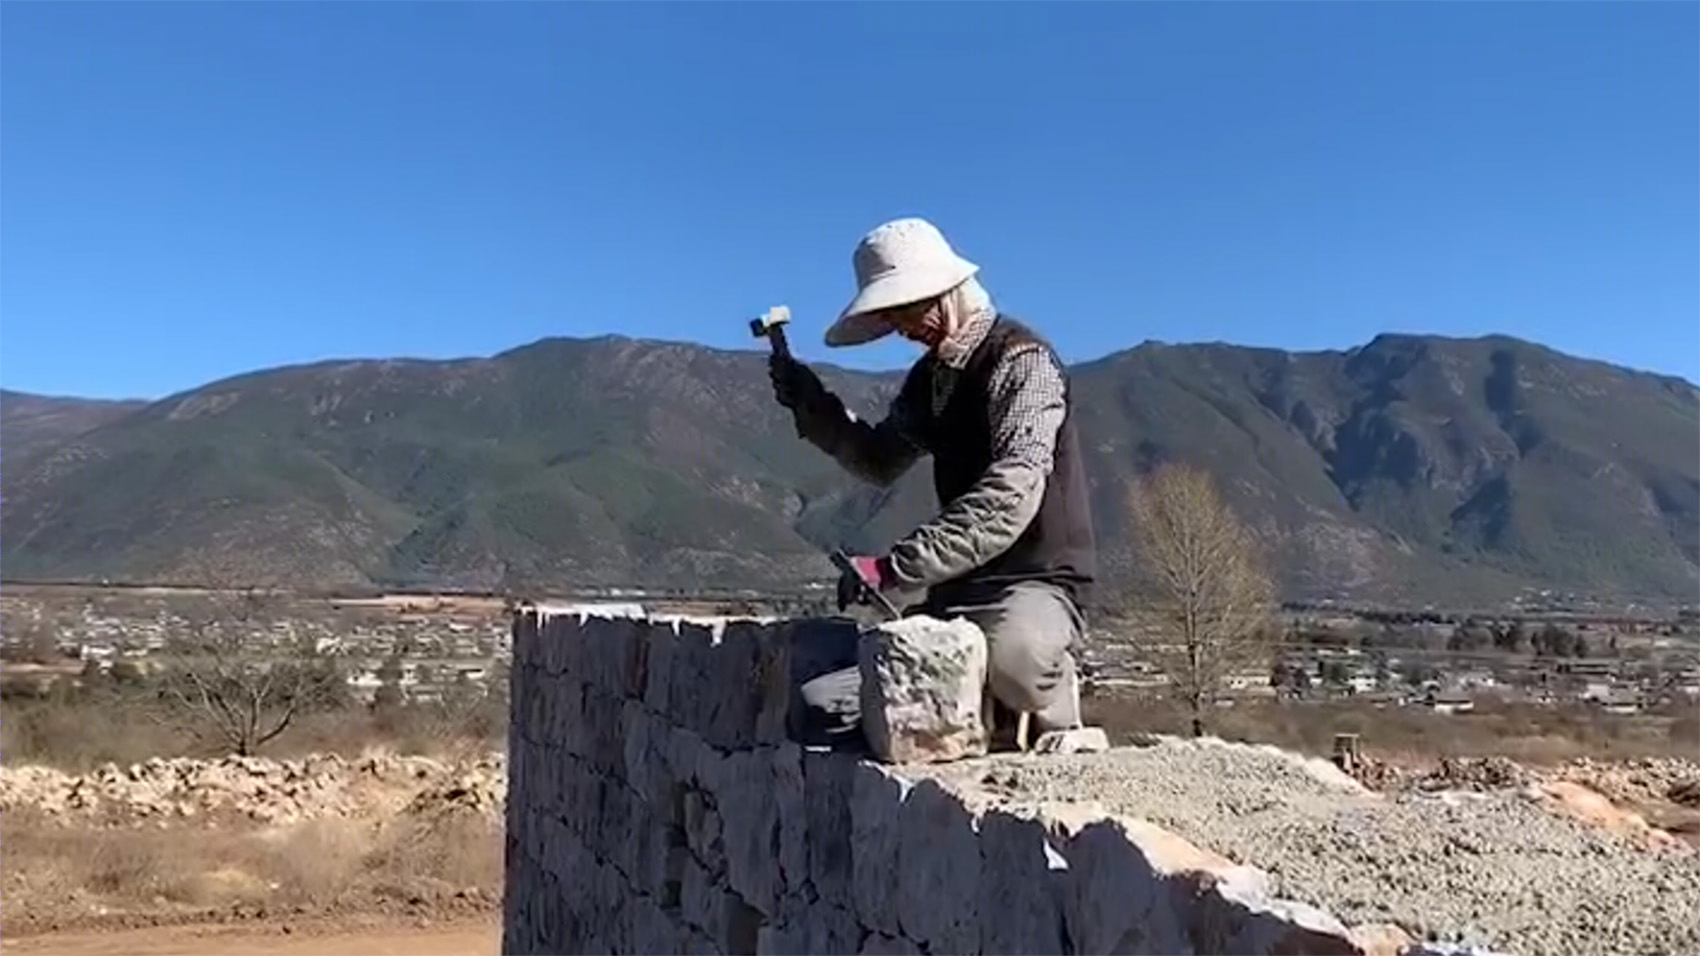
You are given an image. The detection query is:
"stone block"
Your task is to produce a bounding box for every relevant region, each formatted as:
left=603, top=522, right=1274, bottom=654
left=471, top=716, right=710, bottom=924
left=771, top=741, right=808, bottom=901
left=803, top=749, right=856, bottom=908
left=618, top=615, right=652, bottom=697
left=896, top=779, right=983, bottom=956
left=538, top=612, right=567, bottom=677
left=582, top=613, right=648, bottom=698
left=803, top=903, right=865, bottom=956
left=645, top=618, right=680, bottom=715
left=682, top=855, right=727, bottom=944
left=721, top=749, right=779, bottom=917
left=757, top=922, right=808, bottom=956
left=858, top=932, right=923, bottom=955
left=632, top=892, right=686, bottom=955
left=703, top=620, right=763, bottom=748
left=557, top=758, right=593, bottom=836
left=581, top=685, right=626, bottom=777
left=512, top=609, right=541, bottom=672
left=624, top=699, right=673, bottom=807
left=723, top=892, right=765, bottom=956
left=555, top=679, right=586, bottom=759
left=681, top=929, right=725, bottom=956
left=858, top=616, right=988, bottom=764
left=1183, top=865, right=1368, bottom=956
left=978, top=804, right=1067, bottom=955
left=668, top=619, right=722, bottom=734
left=631, top=807, right=683, bottom=898
left=668, top=726, right=712, bottom=791
left=588, top=775, right=637, bottom=864
left=850, top=762, right=913, bottom=936
left=537, top=610, right=579, bottom=682
left=683, top=788, right=725, bottom=873
left=1056, top=814, right=1190, bottom=955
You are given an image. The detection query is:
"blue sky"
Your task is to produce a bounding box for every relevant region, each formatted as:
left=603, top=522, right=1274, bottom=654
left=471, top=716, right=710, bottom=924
left=3, top=2, right=1695, bottom=400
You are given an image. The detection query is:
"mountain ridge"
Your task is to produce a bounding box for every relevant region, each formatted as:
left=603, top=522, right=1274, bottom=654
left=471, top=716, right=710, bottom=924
left=5, top=330, right=1695, bottom=608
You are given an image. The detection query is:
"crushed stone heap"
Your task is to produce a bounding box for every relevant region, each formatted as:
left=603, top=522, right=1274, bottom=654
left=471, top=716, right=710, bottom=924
left=501, top=606, right=1700, bottom=956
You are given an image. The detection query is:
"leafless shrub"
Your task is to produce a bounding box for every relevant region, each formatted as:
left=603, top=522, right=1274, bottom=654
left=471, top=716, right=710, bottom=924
left=1123, top=463, right=1278, bottom=736
left=149, top=584, right=347, bottom=756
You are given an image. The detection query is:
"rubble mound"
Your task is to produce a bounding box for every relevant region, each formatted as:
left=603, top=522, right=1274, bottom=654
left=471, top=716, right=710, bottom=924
left=1415, top=756, right=1532, bottom=792
left=1551, top=756, right=1700, bottom=806
left=0, top=751, right=508, bottom=827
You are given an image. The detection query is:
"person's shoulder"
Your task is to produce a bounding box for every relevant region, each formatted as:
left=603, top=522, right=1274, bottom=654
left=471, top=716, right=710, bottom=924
left=991, top=315, right=1067, bottom=373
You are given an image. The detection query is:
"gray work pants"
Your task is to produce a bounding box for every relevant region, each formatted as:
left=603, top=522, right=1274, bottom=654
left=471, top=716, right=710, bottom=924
left=793, top=580, right=1085, bottom=747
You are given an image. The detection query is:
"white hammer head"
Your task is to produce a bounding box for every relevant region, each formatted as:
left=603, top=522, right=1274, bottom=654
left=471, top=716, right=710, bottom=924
left=749, top=304, right=791, bottom=337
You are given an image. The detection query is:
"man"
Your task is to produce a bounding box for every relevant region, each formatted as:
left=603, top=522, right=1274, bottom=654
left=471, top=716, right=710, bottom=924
left=770, top=216, right=1097, bottom=748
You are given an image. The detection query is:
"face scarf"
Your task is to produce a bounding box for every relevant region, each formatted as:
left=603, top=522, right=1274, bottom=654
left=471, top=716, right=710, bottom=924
left=932, top=276, right=997, bottom=364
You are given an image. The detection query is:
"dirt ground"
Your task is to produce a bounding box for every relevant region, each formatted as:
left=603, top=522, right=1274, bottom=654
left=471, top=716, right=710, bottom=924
left=1, top=915, right=499, bottom=956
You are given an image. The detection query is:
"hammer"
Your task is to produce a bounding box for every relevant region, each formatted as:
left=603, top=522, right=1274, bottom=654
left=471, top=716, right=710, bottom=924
left=749, top=304, right=793, bottom=358
left=830, top=548, right=902, bottom=620
left=752, top=305, right=806, bottom=437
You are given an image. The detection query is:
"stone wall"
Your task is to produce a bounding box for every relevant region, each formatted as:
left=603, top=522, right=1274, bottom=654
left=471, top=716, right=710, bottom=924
left=501, top=607, right=1429, bottom=956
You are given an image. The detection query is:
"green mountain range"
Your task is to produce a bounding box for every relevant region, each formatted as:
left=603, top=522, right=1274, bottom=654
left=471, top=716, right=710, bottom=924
left=4, top=332, right=1696, bottom=608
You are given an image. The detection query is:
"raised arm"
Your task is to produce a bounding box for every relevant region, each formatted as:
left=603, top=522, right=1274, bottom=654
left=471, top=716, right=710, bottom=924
left=772, top=355, right=926, bottom=487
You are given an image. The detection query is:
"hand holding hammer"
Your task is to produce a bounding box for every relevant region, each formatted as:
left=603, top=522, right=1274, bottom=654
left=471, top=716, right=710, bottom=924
left=752, top=305, right=823, bottom=434
left=750, top=304, right=794, bottom=360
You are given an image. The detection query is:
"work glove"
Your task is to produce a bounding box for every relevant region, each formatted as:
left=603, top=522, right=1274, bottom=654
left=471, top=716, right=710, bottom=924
left=836, top=554, right=896, bottom=612
left=769, top=352, right=828, bottom=413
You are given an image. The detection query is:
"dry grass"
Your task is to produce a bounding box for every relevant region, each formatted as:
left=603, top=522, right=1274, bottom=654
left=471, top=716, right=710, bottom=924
left=0, top=698, right=503, bottom=773
left=1085, top=692, right=1697, bottom=767
left=1, top=805, right=502, bottom=936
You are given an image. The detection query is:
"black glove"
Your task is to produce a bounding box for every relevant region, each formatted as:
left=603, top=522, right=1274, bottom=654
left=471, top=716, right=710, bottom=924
left=769, top=352, right=828, bottom=412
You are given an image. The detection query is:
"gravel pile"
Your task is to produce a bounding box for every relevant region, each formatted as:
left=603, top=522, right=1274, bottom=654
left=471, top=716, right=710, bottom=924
left=910, top=737, right=1700, bottom=956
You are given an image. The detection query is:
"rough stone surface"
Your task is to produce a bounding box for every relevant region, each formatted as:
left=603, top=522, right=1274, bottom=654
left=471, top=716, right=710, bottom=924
left=895, top=779, right=983, bottom=955
left=850, top=762, right=912, bottom=937
left=977, top=804, right=1068, bottom=955
left=504, top=608, right=1692, bottom=956
left=858, top=615, right=988, bottom=764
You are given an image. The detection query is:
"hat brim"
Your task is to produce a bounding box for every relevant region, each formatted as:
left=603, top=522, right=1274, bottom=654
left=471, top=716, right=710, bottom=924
left=824, top=258, right=979, bottom=348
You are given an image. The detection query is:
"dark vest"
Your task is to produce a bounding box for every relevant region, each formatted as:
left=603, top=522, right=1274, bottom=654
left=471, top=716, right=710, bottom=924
left=899, top=315, right=1097, bottom=603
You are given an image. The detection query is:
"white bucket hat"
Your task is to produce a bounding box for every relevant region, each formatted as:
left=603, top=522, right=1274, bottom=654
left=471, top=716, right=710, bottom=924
left=824, top=217, right=980, bottom=347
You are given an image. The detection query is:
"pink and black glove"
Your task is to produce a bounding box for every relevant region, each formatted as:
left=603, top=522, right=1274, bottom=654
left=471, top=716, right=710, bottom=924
left=836, top=554, right=896, bottom=612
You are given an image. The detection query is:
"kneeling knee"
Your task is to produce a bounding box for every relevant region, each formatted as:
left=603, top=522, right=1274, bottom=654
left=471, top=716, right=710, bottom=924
left=987, top=646, right=1068, bottom=713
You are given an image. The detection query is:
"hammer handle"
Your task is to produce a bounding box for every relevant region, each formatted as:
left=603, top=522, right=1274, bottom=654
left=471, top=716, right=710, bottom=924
left=830, top=549, right=902, bottom=620
left=766, top=325, right=792, bottom=359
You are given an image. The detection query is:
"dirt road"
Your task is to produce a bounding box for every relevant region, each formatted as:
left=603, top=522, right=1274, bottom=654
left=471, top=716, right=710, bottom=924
left=1, top=916, right=499, bottom=956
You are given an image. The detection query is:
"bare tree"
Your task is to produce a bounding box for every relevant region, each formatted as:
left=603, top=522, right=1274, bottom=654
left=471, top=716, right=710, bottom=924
left=152, top=583, right=343, bottom=756
left=1125, top=463, right=1277, bottom=737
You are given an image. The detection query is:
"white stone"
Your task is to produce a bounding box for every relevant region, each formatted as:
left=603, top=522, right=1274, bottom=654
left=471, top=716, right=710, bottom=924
left=858, top=615, right=988, bottom=764
left=1031, top=726, right=1110, bottom=755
